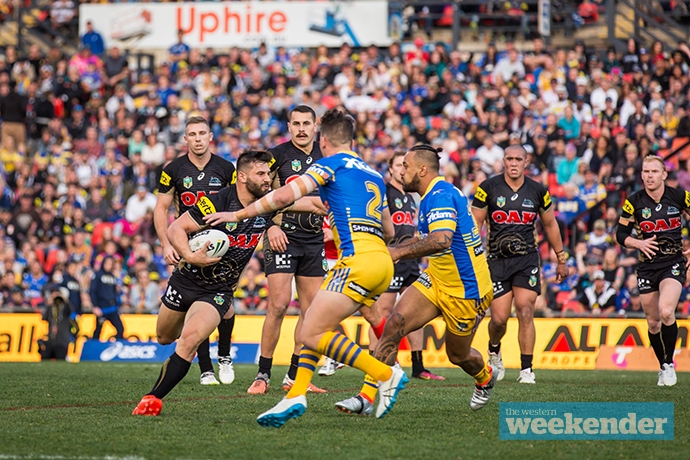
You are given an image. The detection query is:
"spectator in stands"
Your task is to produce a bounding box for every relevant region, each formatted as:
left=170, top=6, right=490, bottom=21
left=557, top=143, right=580, bottom=185
left=50, top=0, right=76, bottom=32
left=39, top=285, right=77, bottom=360
left=125, top=185, right=156, bottom=225
left=169, top=30, right=191, bottom=68
left=81, top=21, right=105, bottom=56
left=580, top=270, right=617, bottom=314
left=584, top=219, right=613, bottom=264
left=129, top=269, right=160, bottom=314
left=0, top=82, right=28, bottom=147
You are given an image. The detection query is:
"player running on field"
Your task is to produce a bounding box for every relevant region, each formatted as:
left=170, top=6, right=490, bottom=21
left=616, top=154, right=690, bottom=386
left=351, top=144, right=497, bottom=414
left=154, top=116, right=237, bottom=386
left=471, top=145, right=567, bottom=384
left=132, top=151, right=325, bottom=416
left=204, top=109, right=406, bottom=426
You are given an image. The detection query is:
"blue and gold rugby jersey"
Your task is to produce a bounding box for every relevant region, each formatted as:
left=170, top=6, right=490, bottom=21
left=419, top=177, right=492, bottom=299
left=304, top=151, right=388, bottom=258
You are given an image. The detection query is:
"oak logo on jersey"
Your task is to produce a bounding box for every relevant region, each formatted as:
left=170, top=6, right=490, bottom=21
left=291, top=159, right=302, bottom=172
left=497, top=196, right=506, bottom=208
left=642, top=207, right=651, bottom=219
left=197, top=197, right=216, bottom=216
left=183, top=176, right=193, bottom=189
left=228, top=233, right=261, bottom=249
left=491, top=210, right=537, bottom=225
left=392, top=211, right=415, bottom=225
left=160, top=172, right=171, bottom=186
left=639, top=217, right=681, bottom=232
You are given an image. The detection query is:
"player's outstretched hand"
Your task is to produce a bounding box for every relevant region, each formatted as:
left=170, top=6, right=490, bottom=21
left=163, top=244, right=180, bottom=265
left=186, top=241, right=222, bottom=267
left=203, top=211, right=238, bottom=226
left=635, top=235, right=658, bottom=260
left=267, top=226, right=289, bottom=252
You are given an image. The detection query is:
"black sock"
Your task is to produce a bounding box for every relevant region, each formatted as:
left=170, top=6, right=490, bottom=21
left=217, top=316, right=235, bottom=357
left=149, top=352, right=191, bottom=399
left=258, top=355, right=273, bottom=377
left=287, top=354, right=299, bottom=380
left=661, top=322, right=678, bottom=365
left=648, top=331, right=665, bottom=368
left=197, top=338, right=213, bottom=374
left=411, top=350, right=424, bottom=375
left=489, top=342, right=501, bottom=354
left=520, top=354, right=533, bottom=370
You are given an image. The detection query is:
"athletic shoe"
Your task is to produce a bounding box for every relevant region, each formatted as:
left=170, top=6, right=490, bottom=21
left=487, top=350, right=505, bottom=381
left=132, top=395, right=162, bottom=416
left=517, top=368, right=536, bottom=384
left=281, top=375, right=327, bottom=393
left=662, top=363, right=677, bottom=386
left=470, top=365, right=496, bottom=411
left=247, top=373, right=270, bottom=394
left=218, top=356, right=235, bottom=384
left=335, top=395, right=373, bottom=416
left=375, top=366, right=408, bottom=419
left=200, top=371, right=220, bottom=385
left=657, top=369, right=665, bottom=387
left=318, top=357, right=344, bottom=376
left=412, top=370, right=445, bottom=380
left=257, top=395, right=307, bottom=428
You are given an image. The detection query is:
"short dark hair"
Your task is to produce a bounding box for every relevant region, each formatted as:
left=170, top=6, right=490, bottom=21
left=237, top=150, right=274, bottom=173
left=409, top=144, right=441, bottom=173
left=288, top=104, right=316, bottom=122
left=388, top=150, right=406, bottom=168
left=504, top=144, right=528, bottom=159
left=185, top=116, right=210, bottom=129
left=319, top=109, right=354, bottom=146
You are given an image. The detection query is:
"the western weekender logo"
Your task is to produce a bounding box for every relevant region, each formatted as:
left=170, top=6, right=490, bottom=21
left=500, top=403, right=673, bottom=440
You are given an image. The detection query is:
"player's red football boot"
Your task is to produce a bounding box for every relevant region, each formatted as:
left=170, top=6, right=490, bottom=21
left=132, top=395, right=162, bottom=416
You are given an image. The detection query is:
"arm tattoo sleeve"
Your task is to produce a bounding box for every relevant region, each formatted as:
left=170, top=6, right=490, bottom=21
left=394, top=232, right=452, bottom=259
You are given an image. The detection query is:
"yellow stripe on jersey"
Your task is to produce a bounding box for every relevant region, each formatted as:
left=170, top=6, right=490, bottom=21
left=543, top=190, right=552, bottom=208
left=429, top=219, right=456, bottom=232
left=197, top=196, right=216, bottom=215
left=231, top=170, right=237, bottom=184
left=685, top=191, right=690, bottom=209
left=475, top=186, right=487, bottom=203
left=623, top=199, right=634, bottom=215
left=160, top=171, right=171, bottom=186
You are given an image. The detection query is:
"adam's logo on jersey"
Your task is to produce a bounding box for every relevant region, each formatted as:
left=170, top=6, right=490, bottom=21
left=183, top=176, right=193, bottom=189
left=497, top=196, right=506, bottom=208
left=428, top=210, right=456, bottom=223
left=639, top=217, right=681, bottom=232
left=228, top=234, right=261, bottom=249
left=291, top=159, right=302, bottom=172
left=491, top=210, right=537, bottom=225
left=392, top=211, right=415, bottom=225
left=642, top=208, right=651, bottom=219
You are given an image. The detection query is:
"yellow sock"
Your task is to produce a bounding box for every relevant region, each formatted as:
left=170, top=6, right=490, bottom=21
left=472, top=364, right=492, bottom=386
left=358, top=374, right=379, bottom=403
left=286, top=347, right=321, bottom=399
left=317, top=331, right=392, bottom=382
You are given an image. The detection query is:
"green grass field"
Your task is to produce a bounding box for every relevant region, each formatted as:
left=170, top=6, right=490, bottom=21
left=0, top=363, right=687, bottom=460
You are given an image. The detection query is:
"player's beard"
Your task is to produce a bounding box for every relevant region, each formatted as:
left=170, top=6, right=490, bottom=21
left=402, top=172, right=421, bottom=194
left=247, top=178, right=271, bottom=199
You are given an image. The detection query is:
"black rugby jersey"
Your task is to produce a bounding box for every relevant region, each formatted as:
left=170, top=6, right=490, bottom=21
left=472, top=174, right=552, bottom=258
left=159, top=154, right=236, bottom=217
left=269, top=140, right=323, bottom=236
left=387, top=183, right=417, bottom=246
left=181, top=185, right=274, bottom=291
left=621, top=186, right=690, bottom=264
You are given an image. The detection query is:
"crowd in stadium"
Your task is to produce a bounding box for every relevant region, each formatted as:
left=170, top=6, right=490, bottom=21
left=1, top=16, right=690, bottom=323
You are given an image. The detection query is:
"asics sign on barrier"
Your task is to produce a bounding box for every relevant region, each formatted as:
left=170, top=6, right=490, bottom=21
left=80, top=340, right=260, bottom=363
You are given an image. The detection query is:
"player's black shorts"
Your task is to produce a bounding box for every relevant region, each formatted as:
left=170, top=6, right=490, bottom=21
left=386, top=260, right=421, bottom=293
left=264, top=233, right=327, bottom=277
left=636, top=256, right=687, bottom=294
left=488, top=252, right=541, bottom=298
left=161, top=273, right=233, bottom=319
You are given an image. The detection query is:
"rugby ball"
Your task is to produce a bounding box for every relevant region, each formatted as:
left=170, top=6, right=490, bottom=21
left=188, top=229, right=230, bottom=258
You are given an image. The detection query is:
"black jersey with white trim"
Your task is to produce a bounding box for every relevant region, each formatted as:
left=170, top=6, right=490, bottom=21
left=386, top=183, right=417, bottom=246
left=159, top=154, right=236, bottom=218
left=621, top=186, right=690, bottom=264
left=269, top=140, right=323, bottom=236
left=472, top=174, right=552, bottom=258
left=181, top=185, right=274, bottom=291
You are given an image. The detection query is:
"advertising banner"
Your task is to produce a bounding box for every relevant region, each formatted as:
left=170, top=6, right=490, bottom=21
left=79, top=340, right=260, bottom=363
left=79, top=2, right=394, bottom=50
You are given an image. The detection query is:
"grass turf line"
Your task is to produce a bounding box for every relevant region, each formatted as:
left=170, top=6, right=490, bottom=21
left=0, top=363, right=687, bottom=460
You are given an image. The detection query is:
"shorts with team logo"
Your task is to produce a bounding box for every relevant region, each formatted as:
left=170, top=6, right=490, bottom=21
left=386, top=260, right=421, bottom=293
left=322, top=249, right=394, bottom=307
left=264, top=233, right=327, bottom=277
left=412, top=270, right=493, bottom=337
left=161, top=273, right=233, bottom=319
left=487, top=252, right=541, bottom=298
left=636, top=256, right=687, bottom=294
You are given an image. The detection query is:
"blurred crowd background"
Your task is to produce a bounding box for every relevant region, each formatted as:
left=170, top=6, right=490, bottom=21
left=1, top=0, right=690, bottom=322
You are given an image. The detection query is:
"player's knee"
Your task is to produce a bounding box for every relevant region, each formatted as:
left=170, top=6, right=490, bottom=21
left=267, top=298, right=291, bottom=318
left=157, top=334, right=175, bottom=345
left=298, top=331, right=319, bottom=351
left=489, top=314, right=508, bottom=329
left=515, top=304, right=535, bottom=322
left=659, top=309, right=675, bottom=325
left=446, top=348, right=469, bottom=366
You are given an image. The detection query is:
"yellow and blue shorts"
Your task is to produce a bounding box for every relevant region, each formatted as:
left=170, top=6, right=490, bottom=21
left=412, top=270, right=493, bottom=337
left=322, top=250, right=394, bottom=307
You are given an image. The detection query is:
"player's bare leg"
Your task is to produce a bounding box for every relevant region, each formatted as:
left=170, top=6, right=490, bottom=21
left=445, top=330, right=496, bottom=410
left=487, top=291, right=512, bottom=381
left=643, top=279, right=682, bottom=386
left=155, top=305, right=187, bottom=345
left=513, top=286, right=538, bottom=383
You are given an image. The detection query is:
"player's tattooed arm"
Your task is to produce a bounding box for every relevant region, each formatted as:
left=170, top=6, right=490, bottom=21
left=388, top=230, right=452, bottom=262
left=373, top=313, right=406, bottom=366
